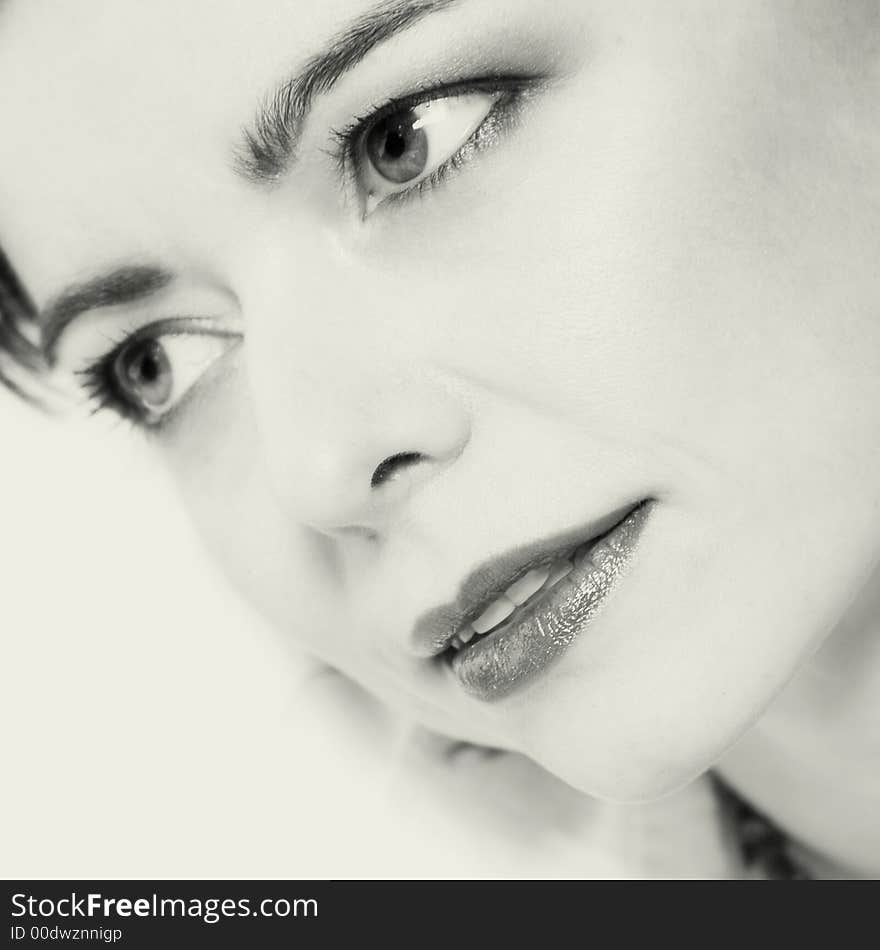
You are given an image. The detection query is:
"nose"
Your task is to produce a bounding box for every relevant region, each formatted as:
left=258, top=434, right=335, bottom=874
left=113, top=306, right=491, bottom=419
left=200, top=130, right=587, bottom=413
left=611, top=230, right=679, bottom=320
left=241, top=221, right=473, bottom=535
left=244, top=271, right=471, bottom=533
left=256, top=370, right=470, bottom=535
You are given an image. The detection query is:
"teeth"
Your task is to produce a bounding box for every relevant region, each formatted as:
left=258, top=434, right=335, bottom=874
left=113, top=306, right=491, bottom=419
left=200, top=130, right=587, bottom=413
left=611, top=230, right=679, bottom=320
left=455, top=551, right=583, bottom=650
left=544, top=558, right=574, bottom=588
left=505, top=565, right=552, bottom=605
left=471, top=594, right=517, bottom=635
left=449, top=626, right=475, bottom=651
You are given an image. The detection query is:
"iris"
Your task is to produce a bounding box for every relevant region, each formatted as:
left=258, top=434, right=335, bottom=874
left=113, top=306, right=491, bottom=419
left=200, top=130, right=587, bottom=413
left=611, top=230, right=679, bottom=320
left=365, top=107, right=429, bottom=183
left=117, top=338, right=172, bottom=410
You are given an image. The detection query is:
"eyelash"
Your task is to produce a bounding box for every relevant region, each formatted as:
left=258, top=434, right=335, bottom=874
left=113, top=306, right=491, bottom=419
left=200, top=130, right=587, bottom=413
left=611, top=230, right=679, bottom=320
left=77, top=329, right=142, bottom=423
left=329, top=74, right=537, bottom=211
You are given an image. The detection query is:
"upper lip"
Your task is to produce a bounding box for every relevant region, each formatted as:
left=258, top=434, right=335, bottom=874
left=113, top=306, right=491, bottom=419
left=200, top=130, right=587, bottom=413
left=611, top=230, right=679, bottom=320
left=410, top=501, right=642, bottom=658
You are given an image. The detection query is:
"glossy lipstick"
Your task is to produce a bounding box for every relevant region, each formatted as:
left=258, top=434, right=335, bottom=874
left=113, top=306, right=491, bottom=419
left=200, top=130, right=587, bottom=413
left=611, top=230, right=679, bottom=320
left=446, top=501, right=652, bottom=700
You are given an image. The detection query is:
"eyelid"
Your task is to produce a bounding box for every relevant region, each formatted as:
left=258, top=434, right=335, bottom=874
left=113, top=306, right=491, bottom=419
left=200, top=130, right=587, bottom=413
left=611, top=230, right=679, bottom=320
left=74, top=316, right=239, bottom=374
left=102, top=316, right=241, bottom=350
left=336, top=73, right=535, bottom=144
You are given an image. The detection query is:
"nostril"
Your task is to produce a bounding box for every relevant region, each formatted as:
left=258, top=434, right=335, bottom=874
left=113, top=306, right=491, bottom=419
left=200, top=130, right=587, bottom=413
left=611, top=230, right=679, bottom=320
left=370, top=452, right=426, bottom=489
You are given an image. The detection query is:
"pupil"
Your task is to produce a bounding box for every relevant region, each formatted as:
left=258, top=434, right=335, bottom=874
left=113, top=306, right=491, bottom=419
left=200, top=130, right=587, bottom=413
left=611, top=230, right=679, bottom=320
left=383, top=130, right=406, bottom=159
left=138, top=352, right=160, bottom=383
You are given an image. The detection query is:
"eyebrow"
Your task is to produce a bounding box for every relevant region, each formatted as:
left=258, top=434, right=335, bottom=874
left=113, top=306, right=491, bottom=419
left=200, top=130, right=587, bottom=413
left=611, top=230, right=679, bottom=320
left=237, top=0, right=460, bottom=183
left=40, top=265, right=173, bottom=362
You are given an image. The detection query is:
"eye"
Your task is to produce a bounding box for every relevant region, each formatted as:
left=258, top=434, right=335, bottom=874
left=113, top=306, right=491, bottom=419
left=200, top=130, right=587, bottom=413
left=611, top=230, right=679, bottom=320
left=355, top=91, right=501, bottom=212
left=81, top=325, right=239, bottom=426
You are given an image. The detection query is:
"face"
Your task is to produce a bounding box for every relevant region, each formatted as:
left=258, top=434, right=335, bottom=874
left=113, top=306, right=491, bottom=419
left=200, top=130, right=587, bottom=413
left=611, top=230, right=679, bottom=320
left=2, top=0, right=878, bottom=800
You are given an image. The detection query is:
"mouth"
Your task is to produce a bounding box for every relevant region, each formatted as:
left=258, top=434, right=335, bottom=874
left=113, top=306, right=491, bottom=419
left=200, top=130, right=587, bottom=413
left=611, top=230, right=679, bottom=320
left=415, top=500, right=654, bottom=701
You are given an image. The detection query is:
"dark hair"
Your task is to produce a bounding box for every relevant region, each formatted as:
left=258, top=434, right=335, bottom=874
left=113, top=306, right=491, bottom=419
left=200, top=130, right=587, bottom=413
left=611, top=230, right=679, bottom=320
left=0, top=243, right=50, bottom=405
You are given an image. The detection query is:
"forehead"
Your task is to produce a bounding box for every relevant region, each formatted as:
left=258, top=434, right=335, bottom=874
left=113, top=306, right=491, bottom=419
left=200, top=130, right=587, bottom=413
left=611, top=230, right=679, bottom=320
left=0, top=0, right=377, bottom=300
left=0, top=0, right=338, bottom=145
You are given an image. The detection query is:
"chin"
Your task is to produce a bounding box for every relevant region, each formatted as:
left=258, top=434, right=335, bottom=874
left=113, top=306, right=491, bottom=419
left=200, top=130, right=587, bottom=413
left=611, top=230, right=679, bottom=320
left=549, top=748, right=717, bottom=804
left=518, top=688, right=764, bottom=804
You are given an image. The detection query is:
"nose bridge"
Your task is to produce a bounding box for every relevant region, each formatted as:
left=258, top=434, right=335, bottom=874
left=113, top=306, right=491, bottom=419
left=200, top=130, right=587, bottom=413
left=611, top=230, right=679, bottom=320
left=243, top=236, right=470, bottom=533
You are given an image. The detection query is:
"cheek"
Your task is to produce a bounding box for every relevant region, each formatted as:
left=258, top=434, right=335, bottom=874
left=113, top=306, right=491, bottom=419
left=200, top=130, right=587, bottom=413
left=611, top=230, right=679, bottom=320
left=344, top=55, right=734, bottom=452
left=155, top=360, right=342, bottom=656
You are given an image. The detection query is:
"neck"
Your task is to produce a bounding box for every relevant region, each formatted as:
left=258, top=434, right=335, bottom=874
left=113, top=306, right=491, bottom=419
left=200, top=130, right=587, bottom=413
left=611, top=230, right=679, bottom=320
left=717, top=565, right=880, bottom=878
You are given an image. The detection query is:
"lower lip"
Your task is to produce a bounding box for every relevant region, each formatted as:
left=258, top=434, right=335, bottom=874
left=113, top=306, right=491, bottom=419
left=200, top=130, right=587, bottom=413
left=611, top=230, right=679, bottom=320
left=448, top=501, right=653, bottom=701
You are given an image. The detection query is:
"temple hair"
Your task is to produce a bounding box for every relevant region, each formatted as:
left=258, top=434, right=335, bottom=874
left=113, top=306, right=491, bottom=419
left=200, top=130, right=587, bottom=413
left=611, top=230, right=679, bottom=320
left=0, top=242, right=52, bottom=407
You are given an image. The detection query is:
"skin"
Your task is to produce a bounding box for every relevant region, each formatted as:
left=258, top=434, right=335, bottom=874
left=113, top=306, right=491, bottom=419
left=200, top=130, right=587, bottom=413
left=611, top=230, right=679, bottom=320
left=1, top=0, right=878, bottom=874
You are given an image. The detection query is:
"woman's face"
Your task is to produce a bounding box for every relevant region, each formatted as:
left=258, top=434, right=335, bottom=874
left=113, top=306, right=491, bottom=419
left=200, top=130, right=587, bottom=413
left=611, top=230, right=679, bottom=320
left=2, top=0, right=878, bottom=799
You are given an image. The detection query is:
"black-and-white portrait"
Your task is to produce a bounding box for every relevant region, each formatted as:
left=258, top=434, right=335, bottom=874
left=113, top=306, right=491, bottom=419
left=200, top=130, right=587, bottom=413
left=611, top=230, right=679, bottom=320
left=2, top=0, right=878, bottom=881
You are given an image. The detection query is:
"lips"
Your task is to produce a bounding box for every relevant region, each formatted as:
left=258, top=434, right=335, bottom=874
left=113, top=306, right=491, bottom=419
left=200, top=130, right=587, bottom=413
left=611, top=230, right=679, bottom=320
left=412, top=500, right=653, bottom=701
